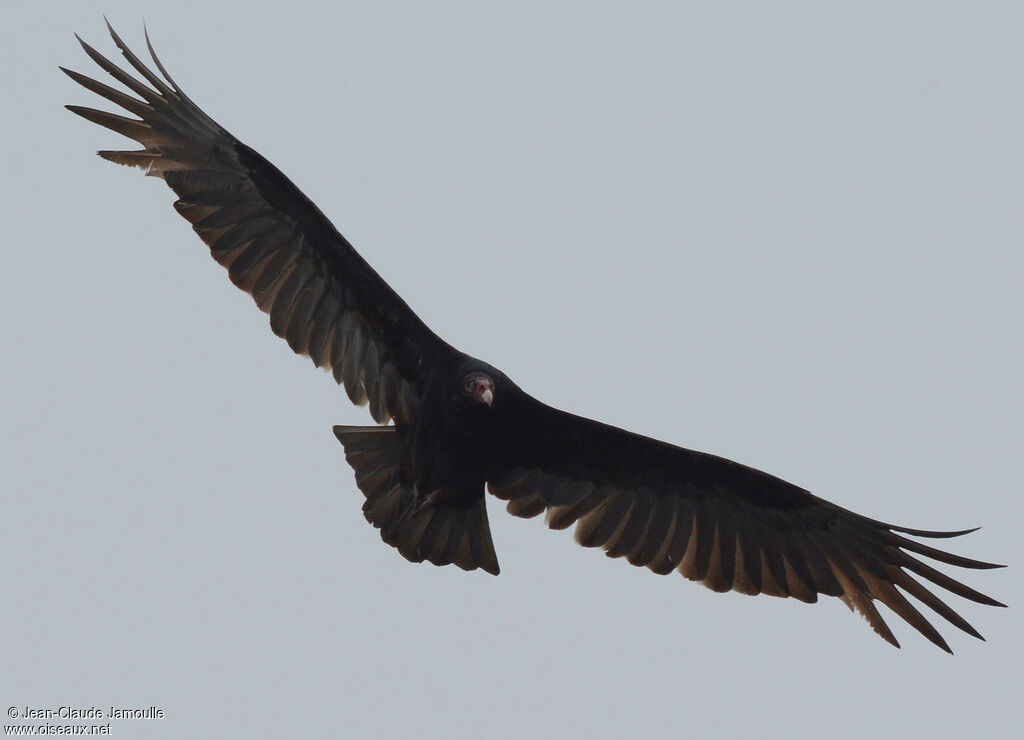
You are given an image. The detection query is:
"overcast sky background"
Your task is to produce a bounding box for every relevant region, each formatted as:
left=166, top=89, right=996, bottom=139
left=3, top=3, right=1021, bottom=738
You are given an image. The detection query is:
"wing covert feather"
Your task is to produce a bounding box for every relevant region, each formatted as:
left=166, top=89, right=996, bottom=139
left=64, top=24, right=453, bottom=424
left=487, top=394, right=1004, bottom=651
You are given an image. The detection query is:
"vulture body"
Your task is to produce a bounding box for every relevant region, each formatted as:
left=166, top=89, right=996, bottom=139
left=64, top=23, right=1004, bottom=652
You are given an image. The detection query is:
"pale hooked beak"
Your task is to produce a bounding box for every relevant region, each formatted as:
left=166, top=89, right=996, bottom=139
left=481, top=388, right=494, bottom=407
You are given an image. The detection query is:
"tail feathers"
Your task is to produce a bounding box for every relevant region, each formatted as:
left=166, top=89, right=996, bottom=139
left=384, top=495, right=500, bottom=575
left=333, top=425, right=500, bottom=575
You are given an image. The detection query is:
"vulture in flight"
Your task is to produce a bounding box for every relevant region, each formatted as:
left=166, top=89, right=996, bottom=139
left=64, top=23, right=1005, bottom=652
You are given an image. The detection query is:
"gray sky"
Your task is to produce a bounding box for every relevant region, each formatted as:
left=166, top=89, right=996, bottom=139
left=4, top=2, right=1021, bottom=738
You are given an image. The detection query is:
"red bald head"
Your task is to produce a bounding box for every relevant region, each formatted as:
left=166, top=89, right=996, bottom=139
left=461, top=372, right=495, bottom=407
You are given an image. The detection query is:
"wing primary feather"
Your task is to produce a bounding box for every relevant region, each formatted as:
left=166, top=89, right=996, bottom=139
left=860, top=572, right=951, bottom=652
left=883, top=530, right=1005, bottom=570
left=105, top=20, right=176, bottom=98
left=888, top=524, right=981, bottom=539
left=60, top=67, right=152, bottom=118
left=141, top=22, right=204, bottom=110
left=95, top=150, right=167, bottom=172
left=892, top=551, right=1007, bottom=607
left=73, top=35, right=162, bottom=104
left=891, top=569, right=986, bottom=640
left=65, top=105, right=154, bottom=144
left=828, top=562, right=900, bottom=648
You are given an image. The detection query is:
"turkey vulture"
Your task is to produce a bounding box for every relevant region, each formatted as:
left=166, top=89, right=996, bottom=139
left=64, top=23, right=1004, bottom=652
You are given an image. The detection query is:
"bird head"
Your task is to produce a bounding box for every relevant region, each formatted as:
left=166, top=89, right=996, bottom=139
left=460, top=371, right=495, bottom=408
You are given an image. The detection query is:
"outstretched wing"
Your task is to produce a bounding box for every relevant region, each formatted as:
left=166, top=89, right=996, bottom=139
left=63, top=23, right=453, bottom=425
left=488, top=393, right=1005, bottom=652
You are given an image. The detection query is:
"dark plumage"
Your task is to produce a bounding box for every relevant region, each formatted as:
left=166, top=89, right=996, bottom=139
left=64, top=23, right=1005, bottom=652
